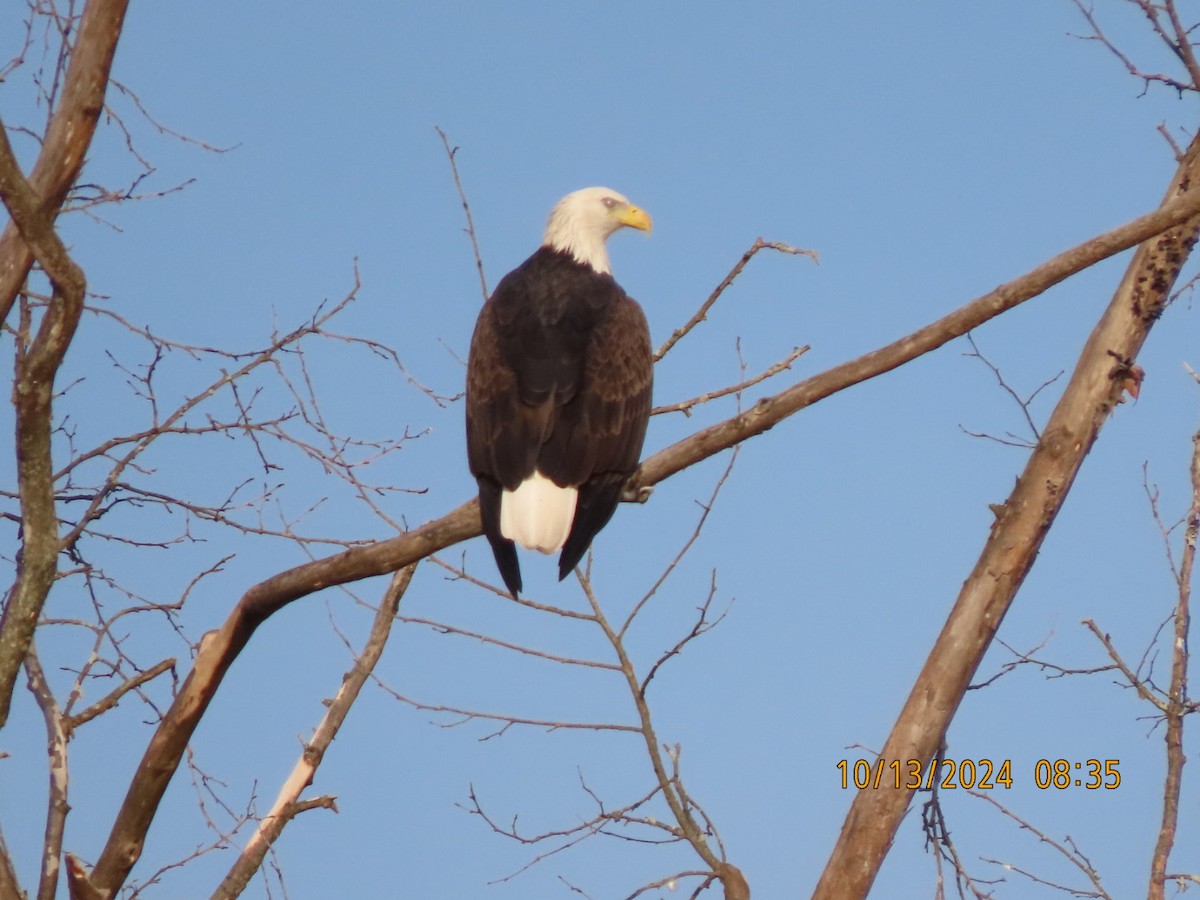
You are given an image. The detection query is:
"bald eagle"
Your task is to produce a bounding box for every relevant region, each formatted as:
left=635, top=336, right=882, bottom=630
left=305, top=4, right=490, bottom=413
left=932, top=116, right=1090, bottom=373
left=466, top=187, right=653, bottom=597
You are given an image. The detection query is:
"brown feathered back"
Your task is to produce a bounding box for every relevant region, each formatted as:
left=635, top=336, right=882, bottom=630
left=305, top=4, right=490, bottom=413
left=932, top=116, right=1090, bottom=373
left=466, top=246, right=652, bottom=596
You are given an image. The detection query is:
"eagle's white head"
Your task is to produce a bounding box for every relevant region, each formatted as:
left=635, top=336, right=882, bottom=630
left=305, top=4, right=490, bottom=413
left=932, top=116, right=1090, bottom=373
left=542, top=187, right=652, bottom=275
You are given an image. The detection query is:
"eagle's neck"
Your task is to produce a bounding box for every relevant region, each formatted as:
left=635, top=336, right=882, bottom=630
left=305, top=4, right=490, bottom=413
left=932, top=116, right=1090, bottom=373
left=543, top=213, right=612, bottom=275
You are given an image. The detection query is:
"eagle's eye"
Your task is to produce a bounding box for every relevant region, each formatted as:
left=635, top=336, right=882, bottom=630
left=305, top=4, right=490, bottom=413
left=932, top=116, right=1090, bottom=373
left=601, top=197, right=618, bottom=209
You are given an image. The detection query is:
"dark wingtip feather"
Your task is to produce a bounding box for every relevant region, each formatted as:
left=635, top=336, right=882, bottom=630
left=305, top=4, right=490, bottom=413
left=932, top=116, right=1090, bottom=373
left=557, top=552, right=577, bottom=583
left=477, top=478, right=523, bottom=597
left=557, top=475, right=626, bottom=584
left=557, top=520, right=591, bottom=582
left=493, top=538, right=523, bottom=598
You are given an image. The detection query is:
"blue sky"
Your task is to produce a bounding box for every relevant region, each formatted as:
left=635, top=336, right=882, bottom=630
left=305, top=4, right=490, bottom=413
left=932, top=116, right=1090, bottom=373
left=3, top=1, right=1199, bottom=897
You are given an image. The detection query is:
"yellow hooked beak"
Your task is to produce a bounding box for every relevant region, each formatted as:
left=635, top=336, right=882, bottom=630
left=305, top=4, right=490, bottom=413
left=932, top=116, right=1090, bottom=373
left=616, top=203, right=652, bottom=234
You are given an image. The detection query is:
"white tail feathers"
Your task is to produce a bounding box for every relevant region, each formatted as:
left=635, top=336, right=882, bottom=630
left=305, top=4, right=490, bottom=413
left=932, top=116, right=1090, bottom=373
left=500, top=471, right=578, bottom=554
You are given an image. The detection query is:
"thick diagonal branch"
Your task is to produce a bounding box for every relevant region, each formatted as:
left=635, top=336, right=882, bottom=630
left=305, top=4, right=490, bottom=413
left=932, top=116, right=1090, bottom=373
left=813, top=132, right=1200, bottom=900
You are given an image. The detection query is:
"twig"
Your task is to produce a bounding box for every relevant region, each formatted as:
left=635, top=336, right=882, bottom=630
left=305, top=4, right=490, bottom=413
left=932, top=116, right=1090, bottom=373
left=622, top=444, right=739, bottom=640
left=106, top=78, right=235, bottom=154
left=654, top=237, right=817, bottom=362
left=1082, top=618, right=1168, bottom=711
left=640, top=572, right=725, bottom=697
left=1148, top=424, right=1199, bottom=898
left=968, top=635, right=1117, bottom=690
left=437, top=126, right=488, bottom=302
left=466, top=780, right=678, bottom=884
left=578, top=575, right=748, bottom=899
left=960, top=332, right=1064, bottom=447
left=398, top=615, right=621, bottom=671
left=971, top=790, right=1111, bottom=898
left=1069, top=0, right=1199, bottom=95
left=920, top=783, right=996, bottom=899
left=65, top=657, right=175, bottom=734
left=378, top=681, right=640, bottom=739
left=25, top=645, right=69, bottom=900
left=652, top=345, right=810, bottom=416
left=624, top=870, right=715, bottom=899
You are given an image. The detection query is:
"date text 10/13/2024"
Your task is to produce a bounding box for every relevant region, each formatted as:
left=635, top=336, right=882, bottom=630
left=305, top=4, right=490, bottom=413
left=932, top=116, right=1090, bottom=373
left=835, top=758, right=1122, bottom=791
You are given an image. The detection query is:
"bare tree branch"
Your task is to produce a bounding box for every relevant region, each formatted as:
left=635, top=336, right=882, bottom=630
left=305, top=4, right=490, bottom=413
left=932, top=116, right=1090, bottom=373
left=1070, top=0, right=1200, bottom=95
left=212, top=564, right=416, bottom=899
left=466, top=780, right=679, bottom=884
left=0, top=0, right=130, bottom=328
left=654, top=237, right=817, bottom=362
left=65, top=657, right=175, bottom=734
left=636, top=181, right=1200, bottom=489
left=437, top=126, right=489, bottom=303
left=25, top=646, right=68, bottom=900
left=959, top=332, right=1064, bottom=447
left=971, top=790, right=1111, bottom=899
left=1148, top=425, right=1199, bottom=899
left=969, top=634, right=1118, bottom=690
left=652, top=345, right=810, bottom=417
left=813, top=129, right=1200, bottom=900
left=577, top=575, right=748, bottom=899
left=1082, top=618, right=1169, bottom=711
left=0, top=114, right=88, bottom=727
left=0, top=835, right=20, bottom=900
left=920, top=785, right=997, bottom=899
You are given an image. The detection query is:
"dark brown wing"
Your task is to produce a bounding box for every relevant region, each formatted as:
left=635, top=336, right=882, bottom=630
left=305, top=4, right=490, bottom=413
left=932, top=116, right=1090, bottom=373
left=465, top=297, right=523, bottom=595
left=465, top=247, right=652, bottom=593
left=466, top=249, right=593, bottom=494
left=552, top=293, right=652, bottom=580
